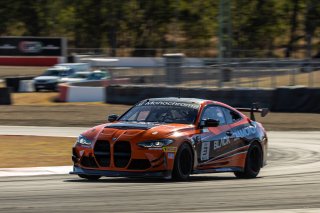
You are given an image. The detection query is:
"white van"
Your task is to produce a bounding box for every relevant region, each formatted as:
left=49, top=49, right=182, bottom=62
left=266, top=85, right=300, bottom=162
left=33, top=66, right=75, bottom=91
left=55, top=63, right=90, bottom=72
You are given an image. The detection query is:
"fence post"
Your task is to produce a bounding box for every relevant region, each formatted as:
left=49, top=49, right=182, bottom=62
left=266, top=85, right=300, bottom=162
left=290, top=68, right=297, bottom=86
left=163, top=53, right=184, bottom=85
left=271, top=61, right=277, bottom=88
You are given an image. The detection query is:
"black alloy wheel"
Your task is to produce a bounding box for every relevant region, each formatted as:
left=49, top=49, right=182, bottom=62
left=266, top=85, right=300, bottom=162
left=172, top=143, right=193, bottom=181
left=234, top=142, right=263, bottom=179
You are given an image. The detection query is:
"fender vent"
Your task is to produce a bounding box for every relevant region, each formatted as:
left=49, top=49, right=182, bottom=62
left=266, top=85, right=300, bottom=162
left=80, top=156, right=98, bottom=168
left=128, top=159, right=151, bottom=170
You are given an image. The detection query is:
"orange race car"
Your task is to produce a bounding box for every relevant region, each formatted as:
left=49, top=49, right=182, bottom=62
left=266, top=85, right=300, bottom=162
left=70, top=97, right=268, bottom=181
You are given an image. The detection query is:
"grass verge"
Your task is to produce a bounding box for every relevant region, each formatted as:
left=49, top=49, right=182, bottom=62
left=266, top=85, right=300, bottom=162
left=0, top=135, right=74, bottom=168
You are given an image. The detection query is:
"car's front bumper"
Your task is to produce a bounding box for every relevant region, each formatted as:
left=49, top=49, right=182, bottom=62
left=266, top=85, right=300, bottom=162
left=34, top=82, right=58, bottom=90
left=70, top=166, right=172, bottom=179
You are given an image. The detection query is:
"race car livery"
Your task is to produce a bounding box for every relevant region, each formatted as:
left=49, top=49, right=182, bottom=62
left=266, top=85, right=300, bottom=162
left=70, top=97, right=268, bottom=180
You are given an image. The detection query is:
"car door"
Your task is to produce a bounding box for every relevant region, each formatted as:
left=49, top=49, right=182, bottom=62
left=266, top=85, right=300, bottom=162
left=220, top=107, right=253, bottom=168
left=223, top=107, right=256, bottom=147
left=196, top=105, right=233, bottom=169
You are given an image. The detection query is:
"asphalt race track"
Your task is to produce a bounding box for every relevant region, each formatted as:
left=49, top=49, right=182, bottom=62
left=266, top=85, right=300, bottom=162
left=0, top=129, right=320, bottom=212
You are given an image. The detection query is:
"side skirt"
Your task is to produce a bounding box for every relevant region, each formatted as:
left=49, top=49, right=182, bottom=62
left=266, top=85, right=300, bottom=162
left=192, top=166, right=243, bottom=174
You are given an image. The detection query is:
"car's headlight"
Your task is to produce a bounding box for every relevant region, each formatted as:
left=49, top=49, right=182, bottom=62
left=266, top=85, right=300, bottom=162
left=76, top=135, right=92, bottom=145
left=138, top=139, right=174, bottom=148
left=48, top=79, right=58, bottom=83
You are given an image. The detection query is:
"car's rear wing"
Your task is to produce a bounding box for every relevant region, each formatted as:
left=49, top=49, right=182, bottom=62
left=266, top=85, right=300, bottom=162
left=236, top=104, right=269, bottom=121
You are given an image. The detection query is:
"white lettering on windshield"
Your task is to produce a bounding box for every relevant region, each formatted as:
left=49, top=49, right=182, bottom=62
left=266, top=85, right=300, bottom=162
left=143, top=101, right=199, bottom=109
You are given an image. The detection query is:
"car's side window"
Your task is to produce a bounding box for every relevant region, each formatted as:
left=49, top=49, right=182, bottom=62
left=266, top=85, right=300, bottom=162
left=223, top=108, right=242, bottom=124
left=201, top=106, right=226, bottom=125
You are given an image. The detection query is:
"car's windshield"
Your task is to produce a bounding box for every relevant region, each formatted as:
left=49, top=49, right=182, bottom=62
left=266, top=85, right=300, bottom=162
left=69, top=73, right=89, bottom=78
left=87, top=72, right=108, bottom=80
left=42, top=69, right=69, bottom=77
left=119, top=103, right=199, bottom=124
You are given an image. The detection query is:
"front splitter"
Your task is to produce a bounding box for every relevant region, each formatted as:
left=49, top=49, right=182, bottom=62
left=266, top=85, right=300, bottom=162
left=70, top=166, right=172, bottom=179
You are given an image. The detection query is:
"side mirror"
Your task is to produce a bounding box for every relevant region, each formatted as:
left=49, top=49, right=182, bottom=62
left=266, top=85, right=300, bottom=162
left=200, top=119, right=220, bottom=128
left=261, top=108, right=269, bottom=117
left=107, top=114, right=118, bottom=122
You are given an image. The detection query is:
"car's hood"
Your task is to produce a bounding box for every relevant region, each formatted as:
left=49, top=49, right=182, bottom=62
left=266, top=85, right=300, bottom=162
left=34, top=76, right=59, bottom=81
left=60, top=78, right=84, bottom=83
left=82, top=122, right=194, bottom=142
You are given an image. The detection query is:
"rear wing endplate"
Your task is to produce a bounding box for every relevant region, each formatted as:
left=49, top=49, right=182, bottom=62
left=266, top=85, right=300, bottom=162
left=236, top=104, right=269, bottom=121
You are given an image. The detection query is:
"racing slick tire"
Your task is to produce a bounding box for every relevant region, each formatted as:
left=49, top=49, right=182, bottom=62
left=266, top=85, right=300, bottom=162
left=234, top=142, right=262, bottom=179
left=172, top=143, right=193, bottom=181
left=78, top=174, right=102, bottom=181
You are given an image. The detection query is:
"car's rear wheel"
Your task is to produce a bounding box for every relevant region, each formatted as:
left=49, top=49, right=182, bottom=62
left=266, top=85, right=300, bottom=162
left=78, top=174, right=101, bottom=181
left=172, top=143, right=193, bottom=181
left=234, top=142, right=262, bottom=179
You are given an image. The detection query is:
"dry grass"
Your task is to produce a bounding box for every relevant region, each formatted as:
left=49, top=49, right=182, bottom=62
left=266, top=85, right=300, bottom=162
left=11, top=92, right=108, bottom=106
left=0, top=66, right=48, bottom=78
left=235, top=70, right=320, bottom=88
left=0, top=135, right=74, bottom=168
left=188, top=70, right=320, bottom=88
left=0, top=104, right=130, bottom=127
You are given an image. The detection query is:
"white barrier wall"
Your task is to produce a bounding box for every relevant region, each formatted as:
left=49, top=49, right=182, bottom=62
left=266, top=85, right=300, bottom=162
left=75, top=56, right=206, bottom=67
left=67, top=86, right=105, bottom=102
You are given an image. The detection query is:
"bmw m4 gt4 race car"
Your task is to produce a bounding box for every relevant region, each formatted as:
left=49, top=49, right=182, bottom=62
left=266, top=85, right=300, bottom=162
left=70, top=97, right=268, bottom=181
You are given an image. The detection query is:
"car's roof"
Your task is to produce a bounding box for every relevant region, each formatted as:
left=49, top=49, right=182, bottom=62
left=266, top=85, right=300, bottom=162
left=74, top=71, right=91, bottom=74
left=145, top=97, right=210, bottom=104
left=56, top=63, right=89, bottom=66
left=48, top=66, right=71, bottom=71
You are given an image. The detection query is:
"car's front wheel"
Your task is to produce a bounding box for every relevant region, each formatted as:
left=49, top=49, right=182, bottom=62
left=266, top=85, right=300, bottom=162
left=78, top=174, right=101, bottom=181
left=172, top=143, right=193, bottom=181
left=234, top=142, right=262, bottom=179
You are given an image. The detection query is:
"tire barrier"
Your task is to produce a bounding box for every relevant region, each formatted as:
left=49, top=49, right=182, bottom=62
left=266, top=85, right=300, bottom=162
left=105, top=85, right=273, bottom=108
left=272, top=87, right=320, bottom=113
left=105, top=85, right=320, bottom=113
left=0, top=87, right=11, bottom=105
left=5, top=76, right=35, bottom=92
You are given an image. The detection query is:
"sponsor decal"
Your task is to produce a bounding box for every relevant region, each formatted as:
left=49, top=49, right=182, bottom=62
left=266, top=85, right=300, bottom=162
left=19, top=41, right=43, bottom=53
left=0, top=44, right=16, bottom=49
left=140, top=101, right=199, bottom=109
left=200, top=142, right=210, bottom=161
left=233, top=126, right=256, bottom=138
left=152, top=131, right=158, bottom=135
left=167, top=152, right=175, bottom=159
left=213, top=137, right=230, bottom=150
left=162, top=146, right=177, bottom=152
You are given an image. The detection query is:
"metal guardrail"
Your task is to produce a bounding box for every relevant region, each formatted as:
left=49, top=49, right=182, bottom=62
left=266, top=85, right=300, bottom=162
left=107, top=59, right=320, bottom=88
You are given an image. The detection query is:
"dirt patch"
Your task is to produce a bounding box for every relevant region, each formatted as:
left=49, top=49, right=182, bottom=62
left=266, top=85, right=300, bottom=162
left=0, top=135, right=74, bottom=168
